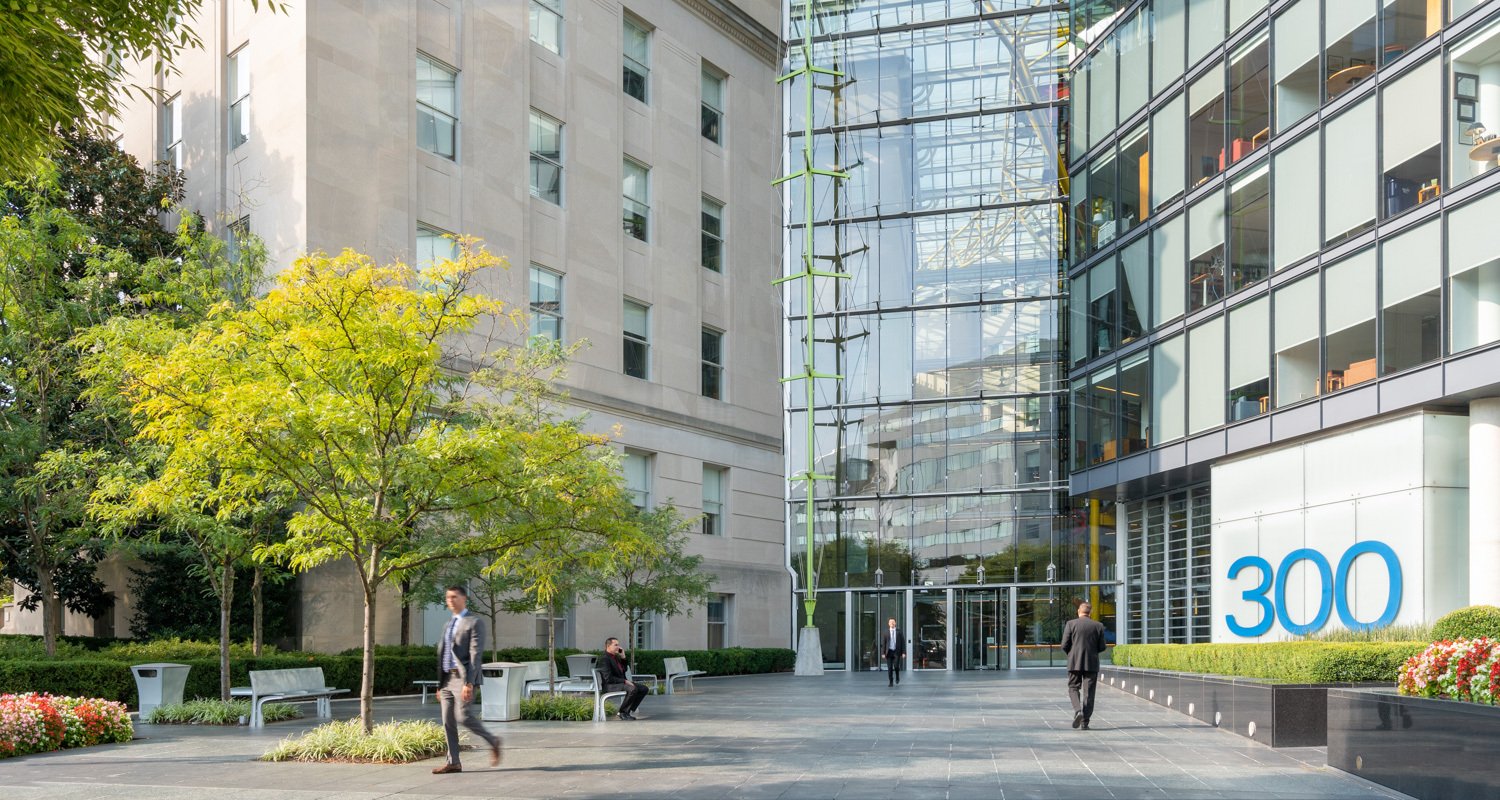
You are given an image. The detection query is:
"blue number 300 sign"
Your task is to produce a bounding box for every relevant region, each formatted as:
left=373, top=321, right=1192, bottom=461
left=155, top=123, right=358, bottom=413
left=1226, top=541, right=1403, bottom=637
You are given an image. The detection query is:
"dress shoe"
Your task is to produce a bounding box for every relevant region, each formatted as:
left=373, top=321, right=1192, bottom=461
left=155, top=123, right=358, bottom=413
left=623, top=711, right=638, bottom=720
left=432, top=763, right=462, bottom=774
left=1072, top=712, right=1084, bottom=729
left=490, top=741, right=502, bottom=767
left=614, top=712, right=631, bottom=721
left=1081, top=718, right=1091, bottom=730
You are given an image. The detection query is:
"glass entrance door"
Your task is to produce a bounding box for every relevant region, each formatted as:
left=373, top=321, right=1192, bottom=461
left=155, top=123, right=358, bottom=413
left=957, top=589, right=1008, bottom=670
left=854, top=592, right=905, bottom=671
left=1015, top=589, right=1068, bottom=667
left=912, top=590, right=947, bottom=669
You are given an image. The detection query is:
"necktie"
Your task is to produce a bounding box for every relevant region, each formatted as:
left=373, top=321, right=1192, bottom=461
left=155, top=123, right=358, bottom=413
left=444, top=617, right=458, bottom=671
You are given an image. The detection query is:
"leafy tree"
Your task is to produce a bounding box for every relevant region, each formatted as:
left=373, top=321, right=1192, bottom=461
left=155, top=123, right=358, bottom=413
left=105, top=242, right=646, bottom=732
left=0, top=1, right=281, bottom=181
left=125, top=544, right=296, bottom=643
left=0, top=140, right=208, bottom=656
left=589, top=504, right=715, bottom=673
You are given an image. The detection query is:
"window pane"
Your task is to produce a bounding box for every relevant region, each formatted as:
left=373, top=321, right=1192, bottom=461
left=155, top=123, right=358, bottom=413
left=1187, top=64, right=1225, bottom=185
left=416, top=57, right=456, bottom=115
left=1449, top=192, right=1500, bottom=352
left=1089, top=257, right=1117, bottom=358
left=1152, top=213, right=1186, bottom=325
left=1151, top=93, right=1185, bottom=208
left=1323, top=96, right=1377, bottom=244
left=1274, top=275, right=1318, bottom=406
left=529, top=112, right=562, bottom=204
left=1325, top=0, right=1379, bottom=103
left=1228, top=0, right=1264, bottom=32
left=1323, top=249, right=1377, bottom=390
left=529, top=266, right=562, bottom=341
left=1120, top=351, right=1151, bottom=453
left=1088, top=36, right=1117, bottom=147
left=1447, top=20, right=1500, bottom=188
left=1188, top=316, right=1225, bottom=433
left=1227, top=33, right=1269, bottom=165
left=624, top=19, right=649, bottom=102
left=1119, top=11, right=1150, bottom=120
left=1086, top=154, right=1118, bottom=256
left=229, top=50, right=250, bottom=148
left=701, top=328, right=723, bottom=399
left=1072, top=58, right=1091, bottom=162
left=1228, top=163, right=1269, bottom=294
left=1273, top=133, right=1320, bottom=268
left=1382, top=58, right=1441, bottom=219
left=1187, top=190, right=1225, bottom=312
left=1153, top=334, right=1187, bottom=442
left=702, top=197, right=723, bottom=271
left=1121, top=235, right=1149, bottom=343
left=1187, top=0, right=1225, bottom=67
left=1228, top=296, right=1269, bottom=420
left=702, top=70, right=723, bottom=143
left=1153, top=0, right=1187, bottom=94
left=624, top=300, right=649, bottom=378
left=623, top=160, right=649, bottom=241
left=1382, top=0, right=1439, bottom=58
left=1273, top=0, right=1319, bottom=130
left=1120, top=126, right=1149, bottom=233
left=1087, top=365, right=1119, bottom=464
left=530, top=0, right=563, bottom=54
left=1381, top=220, right=1440, bottom=373
left=624, top=452, right=650, bottom=509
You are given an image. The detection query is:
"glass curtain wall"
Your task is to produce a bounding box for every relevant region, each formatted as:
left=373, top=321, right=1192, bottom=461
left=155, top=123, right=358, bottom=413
left=787, top=3, right=1106, bottom=657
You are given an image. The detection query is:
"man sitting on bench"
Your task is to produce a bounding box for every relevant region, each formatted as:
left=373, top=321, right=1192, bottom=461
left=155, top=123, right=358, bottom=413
left=600, top=637, right=648, bottom=721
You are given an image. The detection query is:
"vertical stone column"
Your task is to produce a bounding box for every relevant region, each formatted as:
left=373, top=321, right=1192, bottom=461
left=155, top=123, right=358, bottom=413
left=1470, top=398, right=1500, bottom=606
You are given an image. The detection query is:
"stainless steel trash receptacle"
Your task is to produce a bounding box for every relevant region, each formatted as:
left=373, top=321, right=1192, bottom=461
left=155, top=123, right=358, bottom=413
left=481, top=661, right=525, bottom=721
left=131, top=662, right=191, bottom=719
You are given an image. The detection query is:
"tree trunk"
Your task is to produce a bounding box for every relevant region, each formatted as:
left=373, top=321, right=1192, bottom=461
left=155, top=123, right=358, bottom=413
left=399, top=577, right=411, bottom=647
left=37, top=569, right=61, bottom=658
left=626, top=611, right=638, bottom=674
left=219, top=558, right=235, bottom=701
left=487, top=608, right=498, bottom=664
left=360, top=582, right=378, bottom=734
left=252, top=566, right=264, bottom=657
left=546, top=602, right=557, bottom=694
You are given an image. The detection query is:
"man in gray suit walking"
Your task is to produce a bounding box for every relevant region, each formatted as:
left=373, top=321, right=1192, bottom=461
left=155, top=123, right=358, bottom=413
left=432, top=585, right=502, bottom=774
left=1061, top=601, right=1108, bottom=730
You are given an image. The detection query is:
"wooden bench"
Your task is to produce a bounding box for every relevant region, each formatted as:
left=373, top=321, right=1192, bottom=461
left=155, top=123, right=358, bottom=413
left=663, top=656, right=707, bottom=695
left=231, top=667, right=349, bottom=728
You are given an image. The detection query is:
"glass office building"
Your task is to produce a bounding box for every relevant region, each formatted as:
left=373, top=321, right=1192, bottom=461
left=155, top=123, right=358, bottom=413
left=782, top=1, right=1120, bottom=671
left=1067, top=0, right=1500, bottom=643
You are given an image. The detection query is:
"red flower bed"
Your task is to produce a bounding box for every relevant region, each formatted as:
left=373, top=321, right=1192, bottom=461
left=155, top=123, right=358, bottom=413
left=0, top=693, right=131, bottom=758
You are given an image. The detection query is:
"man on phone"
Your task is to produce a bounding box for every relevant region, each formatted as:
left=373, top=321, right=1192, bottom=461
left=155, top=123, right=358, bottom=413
left=601, top=637, right=649, bottom=720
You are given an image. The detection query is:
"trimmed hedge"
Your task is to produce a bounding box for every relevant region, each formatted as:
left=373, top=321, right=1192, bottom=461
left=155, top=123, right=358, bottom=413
left=627, top=648, right=796, bottom=678
left=1112, top=642, right=1427, bottom=683
left=1431, top=605, right=1500, bottom=642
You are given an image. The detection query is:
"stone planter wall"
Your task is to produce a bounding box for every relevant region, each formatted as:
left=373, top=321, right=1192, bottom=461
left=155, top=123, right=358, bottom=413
left=1100, top=666, right=1336, bottom=747
left=1327, top=688, right=1500, bottom=800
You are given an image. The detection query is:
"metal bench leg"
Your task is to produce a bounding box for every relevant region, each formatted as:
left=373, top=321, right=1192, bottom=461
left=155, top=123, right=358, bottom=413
left=251, top=698, right=264, bottom=729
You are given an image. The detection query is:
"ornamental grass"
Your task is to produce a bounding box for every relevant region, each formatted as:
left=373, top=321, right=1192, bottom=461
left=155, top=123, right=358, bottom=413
left=0, top=693, right=131, bottom=758
left=148, top=698, right=301, bottom=726
left=1398, top=638, right=1500, bottom=704
left=260, top=719, right=447, bottom=763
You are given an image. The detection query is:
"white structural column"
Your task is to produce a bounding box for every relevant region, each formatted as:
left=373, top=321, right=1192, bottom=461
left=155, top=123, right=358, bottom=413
left=1471, top=399, right=1500, bottom=606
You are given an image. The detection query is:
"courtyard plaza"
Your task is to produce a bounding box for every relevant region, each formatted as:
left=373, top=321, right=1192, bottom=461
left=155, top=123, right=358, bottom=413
left=0, top=671, right=1406, bottom=799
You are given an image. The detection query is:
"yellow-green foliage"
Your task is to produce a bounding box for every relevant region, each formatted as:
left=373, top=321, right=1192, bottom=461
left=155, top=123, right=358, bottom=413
left=1431, top=605, right=1500, bottom=642
left=260, top=719, right=448, bottom=763
left=148, top=698, right=299, bottom=725
left=1113, top=641, right=1427, bottom=683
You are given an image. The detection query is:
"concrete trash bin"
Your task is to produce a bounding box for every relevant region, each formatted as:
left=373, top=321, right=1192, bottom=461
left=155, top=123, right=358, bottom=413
left=131, top=662, right=191, bottom=719
left=481, top=661, right=525, bottom=722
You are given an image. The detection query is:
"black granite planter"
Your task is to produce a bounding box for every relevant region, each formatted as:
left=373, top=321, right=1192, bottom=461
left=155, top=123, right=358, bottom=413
left=1100, top=666, right=1340, bottom=747
left=1327, top=688, right=1500, bottom=800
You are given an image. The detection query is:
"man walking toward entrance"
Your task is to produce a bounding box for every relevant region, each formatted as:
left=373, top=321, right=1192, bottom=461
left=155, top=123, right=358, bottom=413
left=883, top=617, right=906, bottom=686
left=432, top=585, right=502, bottom=773
left=1062, top=601, right=1107, bottom=730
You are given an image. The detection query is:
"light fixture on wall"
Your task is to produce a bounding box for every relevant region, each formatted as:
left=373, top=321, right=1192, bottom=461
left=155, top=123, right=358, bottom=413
left=874, top=567, right=884, bottom=589
left=1046, top=562, right=1057, bottom=584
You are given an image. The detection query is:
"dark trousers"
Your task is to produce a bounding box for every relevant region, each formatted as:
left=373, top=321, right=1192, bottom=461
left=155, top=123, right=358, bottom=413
left=885, top=650, right=901, bottom=685
left=438, top=671, right=498, bottom=765
left=1067, top=670, right=1099, bottom=720
left=608, top=681, right=649, bottom=715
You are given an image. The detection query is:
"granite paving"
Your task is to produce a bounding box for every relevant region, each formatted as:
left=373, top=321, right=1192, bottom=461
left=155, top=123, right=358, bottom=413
left=0, top=670, right=1412, bottom=799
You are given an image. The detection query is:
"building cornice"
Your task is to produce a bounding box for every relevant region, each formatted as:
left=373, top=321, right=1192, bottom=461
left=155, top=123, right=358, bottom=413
left=675, top=0, right=783, bottom=67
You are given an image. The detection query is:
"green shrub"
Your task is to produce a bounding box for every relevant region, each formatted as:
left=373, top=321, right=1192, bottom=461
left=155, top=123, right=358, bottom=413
left=520, top=694, right=614, bottom=721
left=260, top=719, right=447, bottom=763
left=1431, top=605, right=1500, bottom=642
left=1112, top=641, right=1426, bottom=683
left=0, top=660, right=136, bottom=704
left=0, top=637, right=92, bottom=660
left=148, top=698, right=301, bottom=725
left=97, top=638, right=278, bottom=662
left=625, top=647, right=796, bottom=678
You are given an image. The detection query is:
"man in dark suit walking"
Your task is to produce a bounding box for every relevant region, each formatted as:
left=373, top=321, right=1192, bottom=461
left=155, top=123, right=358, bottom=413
left=1061, top=601, right=1108, bottom=730
left=432, top=585, right=502, bottom=774
left=881, top=617, right=906, bottom=686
